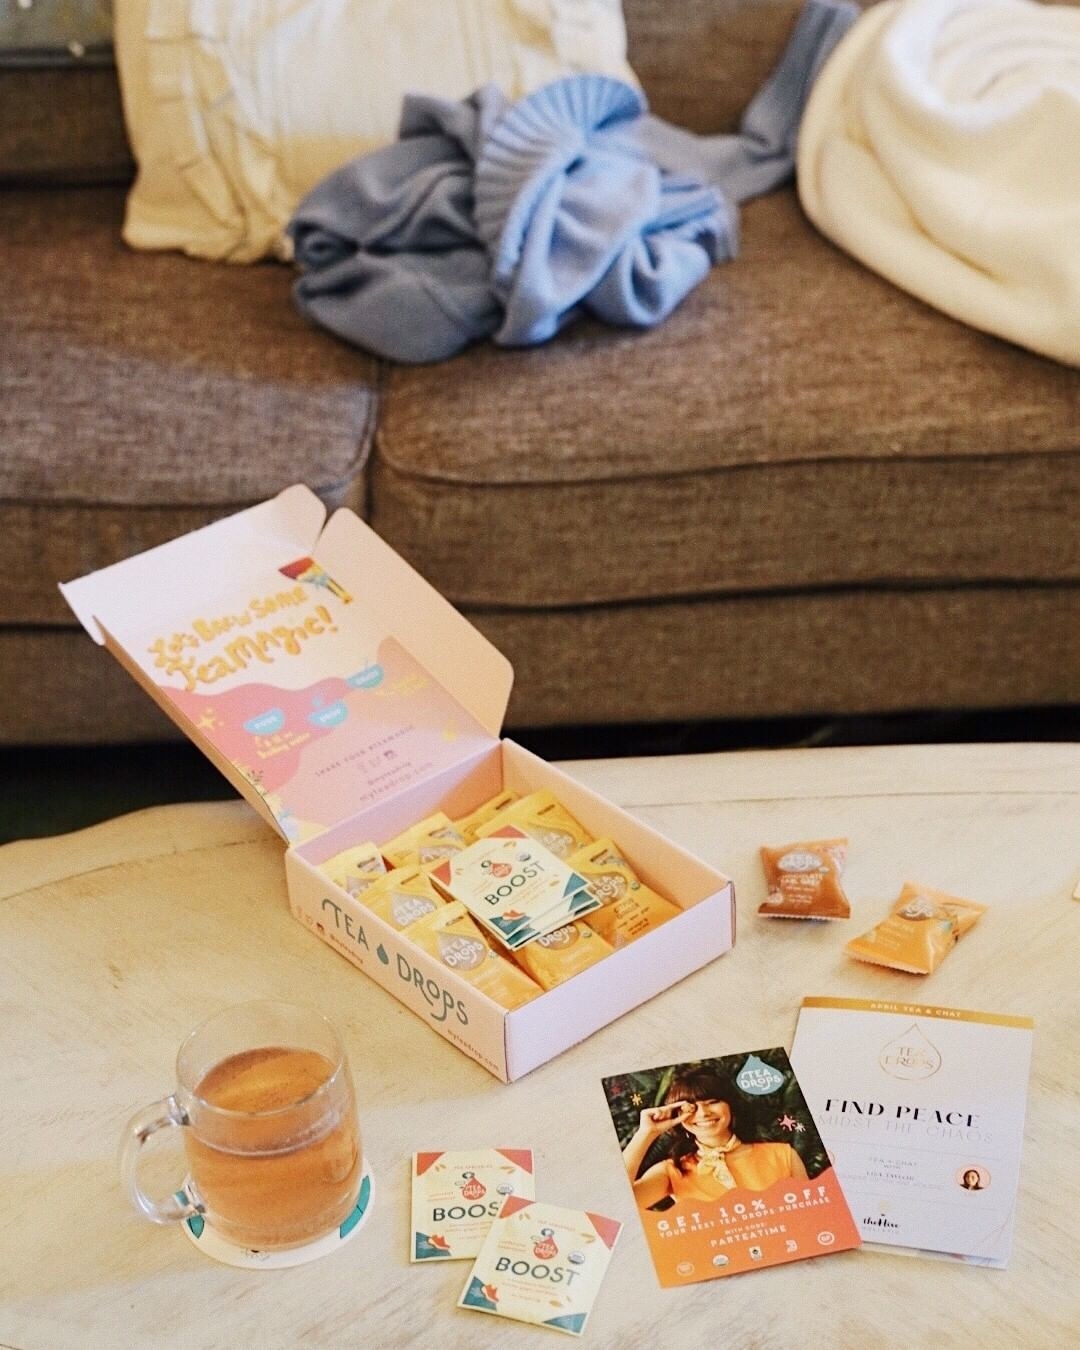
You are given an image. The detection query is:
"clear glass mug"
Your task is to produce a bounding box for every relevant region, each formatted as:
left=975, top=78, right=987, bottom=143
left=119, top=1001, right=362, bottom=1250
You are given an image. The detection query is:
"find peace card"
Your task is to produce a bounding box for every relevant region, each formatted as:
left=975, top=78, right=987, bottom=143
left=790, top=997, right=1034, bottom=1266
left=411, top=1149, right=535, bottom=1261
left=459, top=1199, right=621, bottom=1337
left=602, top=1048, right=860, bottom=1286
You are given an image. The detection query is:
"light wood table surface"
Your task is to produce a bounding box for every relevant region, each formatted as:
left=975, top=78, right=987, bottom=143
left=1, top=744, right=1077, bottom=1349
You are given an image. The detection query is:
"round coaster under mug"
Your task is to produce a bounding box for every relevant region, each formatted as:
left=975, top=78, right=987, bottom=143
left=179, top=1163, right=374, bottom=1269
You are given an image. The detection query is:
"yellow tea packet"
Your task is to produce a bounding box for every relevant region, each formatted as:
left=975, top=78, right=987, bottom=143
left=321, top=840, right=387, bottom=898
left=360, top=866, right=446, bottom=932
left=405, top=902, right=541, bottom=1010
left=569, top=838, right=681, bottom=948
left=411, top=1148, right=535, bottom=1262
left=506, top=921, right=612, bottom=990
left=460, top=1198, right=621, bottom=1337
left=476, top=789, right=592, bottom=860
left=845, top=881, right=987, bottom=975
left=759, top=838, right=851, bottom=920
left=454, top=790, right=519, bottom=844
left=383, top=811, right=468, bottom=868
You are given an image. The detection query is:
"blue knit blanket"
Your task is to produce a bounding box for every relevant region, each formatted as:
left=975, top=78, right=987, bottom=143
left=288, top=0, right=857, bottom=363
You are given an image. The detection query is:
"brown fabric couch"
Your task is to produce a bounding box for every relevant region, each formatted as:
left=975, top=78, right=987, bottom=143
left=2, top=0, right=1078, bottom=744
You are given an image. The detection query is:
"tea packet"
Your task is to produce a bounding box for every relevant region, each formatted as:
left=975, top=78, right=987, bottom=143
left=569, top=838, right=681, bottom=947
left=460, top=1198, right=621, bottom=1338
left=506, top=921, right=612, bottom=990
left=475, top=789, right=592, bottom=860
left=383, top=811, right=468, bottom=869
left=411, top=1148, right=535, bottom=1261
left=405, top=902, right=541, bottom=1009
left=454, top=790, right=519, bottom=844
left=360, top=866, right=446, bottom=932
left=321, top=840, right=387, bottom=898
left=844, top=881, right=987, bottom=975
left=759, top=837, right=851, bottom=920
left=429, top=827, right=597, bottom=949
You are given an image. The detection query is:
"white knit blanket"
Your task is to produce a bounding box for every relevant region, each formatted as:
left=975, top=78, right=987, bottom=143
left=797, top=0, right=1080, bottom=366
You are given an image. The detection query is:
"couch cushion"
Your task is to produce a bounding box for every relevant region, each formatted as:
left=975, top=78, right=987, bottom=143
left=0, top=66, right=131, bottom=183
left=624, top=0, right=811, bottom=132
left=373, top=189, right=1080, bottom=608
left=5, top=583, right=1076, bottom=741
left=0, top=185, right=378, bottom=624
left=0, top=186, right=377, bottom=501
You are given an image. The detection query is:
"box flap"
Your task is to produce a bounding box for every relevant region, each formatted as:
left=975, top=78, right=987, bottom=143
left=59, top=486, right=509, bottom=843
left=60, top=486, right=327, bottom=644
left=316, top=506, right=512, bottom=741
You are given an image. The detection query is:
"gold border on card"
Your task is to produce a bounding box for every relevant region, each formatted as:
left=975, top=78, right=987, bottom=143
left=801, top=996, right=1034, bottom=1029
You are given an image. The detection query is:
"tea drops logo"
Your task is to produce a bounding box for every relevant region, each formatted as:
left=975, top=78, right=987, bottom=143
left=879, top=1023, right=942, bottom=1080
left=459, top=1172, right=487, bottom=1201
left=736, top=1055, right=785, bottom=1095
left=777, top=850, right=824, bottom=873
left=533, top=1228, right=558, bottom=1260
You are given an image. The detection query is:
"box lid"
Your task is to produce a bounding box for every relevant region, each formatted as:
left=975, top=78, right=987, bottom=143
left=60, top=485, right=513, bottom=841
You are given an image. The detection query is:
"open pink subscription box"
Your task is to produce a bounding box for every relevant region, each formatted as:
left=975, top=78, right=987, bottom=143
left=61, top=485, right=734, bottom=1081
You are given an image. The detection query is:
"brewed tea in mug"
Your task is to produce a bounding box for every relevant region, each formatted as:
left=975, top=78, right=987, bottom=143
left=120, top=1001, right=361, bottom=1250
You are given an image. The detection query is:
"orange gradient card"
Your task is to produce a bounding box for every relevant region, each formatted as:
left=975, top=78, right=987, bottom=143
left=602, top=1048, right=860, bottom=1286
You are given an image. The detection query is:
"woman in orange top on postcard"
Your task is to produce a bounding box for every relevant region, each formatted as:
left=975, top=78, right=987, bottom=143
left=623, top=1067, right=807, bottom=1208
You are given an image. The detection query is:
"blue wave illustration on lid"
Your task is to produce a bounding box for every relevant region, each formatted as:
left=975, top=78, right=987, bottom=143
left=243, top=708, right=285, bottom=736
left=346, top=664, right=384, bottom=690
left=308, top=698, right=348, bottom=728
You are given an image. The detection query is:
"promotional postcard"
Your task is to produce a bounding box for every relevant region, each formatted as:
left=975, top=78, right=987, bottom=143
left=601, top=1048, right=860, bottom=1286
left=790, top=997, right=1034, bottom=1266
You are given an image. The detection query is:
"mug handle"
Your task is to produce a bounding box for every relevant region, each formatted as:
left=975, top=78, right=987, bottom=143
left=119, top=1094, right=203, bottom=1224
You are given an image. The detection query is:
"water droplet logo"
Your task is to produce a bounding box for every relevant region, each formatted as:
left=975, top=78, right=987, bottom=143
left=460, top=1173, right=486, bottom=1201
left=879, top=1023, right=942, bottom=1080
left=736, top=1054, right=785, bottom=1095
left=376, top=944, right=389, bottom=966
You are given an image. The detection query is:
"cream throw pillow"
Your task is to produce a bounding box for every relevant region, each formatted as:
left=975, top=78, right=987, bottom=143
left=115, top=0, right=637, bottom=262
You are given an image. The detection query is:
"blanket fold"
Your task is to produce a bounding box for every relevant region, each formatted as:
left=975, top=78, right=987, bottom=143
left=797, top=0, right=1080, bottom=367
left=288, top=0, right=857, bottom=363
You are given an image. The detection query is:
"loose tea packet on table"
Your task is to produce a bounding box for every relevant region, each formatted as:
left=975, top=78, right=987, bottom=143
left=844, top=881, right=986, bottom=975
left=759, top=837, right=850, bottom=920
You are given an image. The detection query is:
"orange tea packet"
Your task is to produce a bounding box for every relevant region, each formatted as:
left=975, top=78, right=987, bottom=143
left=844, top=881, right=986, bottom=975
left=405, top=902, right=541, bottom=1010
left=475, top=789, right=592, bottom=860
left=383, top=812, right=468, bottom=869
left=453, top=789, right=519, bottom=844
left=759, top=838, right=850, bottom=920
left=360, top=866, right=447, bottom=932
left=322, top=840, right=387, bottom=898
left=569, top=837, right=681, bottom=947
left=504, top=920, right=612, bottom=990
